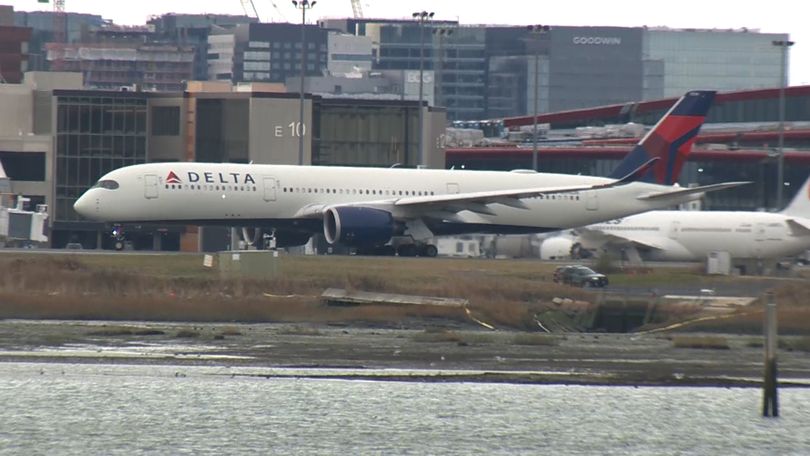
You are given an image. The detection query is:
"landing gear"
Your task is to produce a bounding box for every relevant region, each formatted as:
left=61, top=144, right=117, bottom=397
left=396, top=243, right=437, bottom=257
left=356, top=245, right=396, bottom=256
left=396, top=243, right=418, bottom=257
left=418, top=244, right=438, bottom=258
left=352, top=240, right=438, bottom=257
left=111, top=224, right=125, bottom=251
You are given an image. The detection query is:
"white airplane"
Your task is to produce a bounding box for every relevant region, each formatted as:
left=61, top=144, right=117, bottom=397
left=73, top=90, right=745, bottom=256
left=556, top=175, right=810, bottom=265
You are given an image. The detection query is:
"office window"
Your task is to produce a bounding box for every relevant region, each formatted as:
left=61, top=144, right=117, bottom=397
left=151, top=106, right=181, bottom=136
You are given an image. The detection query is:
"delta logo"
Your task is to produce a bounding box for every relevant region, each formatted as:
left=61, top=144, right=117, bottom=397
left=166, top=171, right=182, bottom=184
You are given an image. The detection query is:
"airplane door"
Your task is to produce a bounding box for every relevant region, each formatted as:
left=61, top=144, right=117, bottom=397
left=144, top=174, right=159, bottom=199
left=755, top=223, right=766, bottom=241
left=447, top=183, right=460, bottom=194
left=668, top=221, right=680, bottom=239
left=585, top=191, right=598, bottom=210
left=263, top=177, right=277, bottom=202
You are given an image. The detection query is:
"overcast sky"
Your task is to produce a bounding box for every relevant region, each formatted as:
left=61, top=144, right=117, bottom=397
left=10, top=0, right=808, bottom=85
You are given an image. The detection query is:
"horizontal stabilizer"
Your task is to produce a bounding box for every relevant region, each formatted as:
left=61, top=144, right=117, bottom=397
left=610, top=157, right=660, bottom=186
left=786, top=218, right=810, bottom=236
left=637, top=181, right=750, bottom=201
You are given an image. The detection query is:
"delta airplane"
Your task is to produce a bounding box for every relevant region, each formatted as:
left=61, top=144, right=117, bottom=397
left=557, top=174, right=810, bottom=265
left=73, top=90, right=745, bottom=256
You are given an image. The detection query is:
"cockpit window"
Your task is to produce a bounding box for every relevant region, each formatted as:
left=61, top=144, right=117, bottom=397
left=94, top=180, right=120, bottom=190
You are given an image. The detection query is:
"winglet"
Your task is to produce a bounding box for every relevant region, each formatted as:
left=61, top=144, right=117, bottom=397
left=636, top=181, right=751, bottom=201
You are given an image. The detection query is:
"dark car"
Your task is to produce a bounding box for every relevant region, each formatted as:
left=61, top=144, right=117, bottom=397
left=552, top=265, right=572, bottom=283
left=560, top=265, right=608, bottom=288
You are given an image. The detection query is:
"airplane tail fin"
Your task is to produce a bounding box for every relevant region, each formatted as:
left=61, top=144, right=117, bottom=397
left=780, top=175, right=810, bottom=217
left=608, top=90, right=716, bottom=185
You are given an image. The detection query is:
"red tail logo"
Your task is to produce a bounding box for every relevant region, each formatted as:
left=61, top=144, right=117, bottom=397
left=166, top=171, right=181, bottom=184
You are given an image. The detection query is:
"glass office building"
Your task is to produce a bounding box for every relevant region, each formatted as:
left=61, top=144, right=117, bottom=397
left=53, top=91, right=147, bottom=227
left=325, top=20, right=789, bottom=120
left=322, top=19, right=487, bottom=122
left=645, top=28, right=787, bottom=99
left=314, top=99, right=420, bottom=167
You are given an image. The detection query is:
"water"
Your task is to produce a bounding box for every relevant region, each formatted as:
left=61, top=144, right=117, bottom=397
left=1, top=362, right=809, bottom=455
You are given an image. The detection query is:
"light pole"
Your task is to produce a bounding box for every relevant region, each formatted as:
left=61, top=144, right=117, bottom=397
left=432, top=27, right=453, bottom=110
left=413, top=11, right=434, bottom=168
left=292, top=0, right=316, bottom=166
left=527, top=25, right=550, bottom=171
left=773, top=39, right=794, bottom=210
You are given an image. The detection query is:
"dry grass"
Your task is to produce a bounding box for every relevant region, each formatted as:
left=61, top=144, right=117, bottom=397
left=674, top=307, right=810, bottom=335
left=3, top=253, right=810, bottom=333
left=672, top=335, right=730, bottom=350
left=0, top=254, right=574, bottom=328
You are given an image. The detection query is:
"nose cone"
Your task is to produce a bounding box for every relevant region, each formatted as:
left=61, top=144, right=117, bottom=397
left=73, top=192, right=96, bottom=219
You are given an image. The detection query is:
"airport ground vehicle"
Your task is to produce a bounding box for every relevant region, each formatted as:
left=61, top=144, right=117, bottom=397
left=554, top=265, right=608, bottom=288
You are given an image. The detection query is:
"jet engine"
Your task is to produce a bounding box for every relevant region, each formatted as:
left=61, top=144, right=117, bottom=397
left=240, top=227, right=312, bottom=248
left=323, top=206, right=394, bottom=246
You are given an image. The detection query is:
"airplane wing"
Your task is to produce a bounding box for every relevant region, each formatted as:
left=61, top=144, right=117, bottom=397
left=294, top=159, right=662, bottom=219
left=636, top=181, right=750, bottom=201
left=294, top=183, right=595, bottom=219
left=577, top=227, right=670, bottom=251
left=296, top=181, right=749, bottom=220
left=395, top=157, right=661, bottom=211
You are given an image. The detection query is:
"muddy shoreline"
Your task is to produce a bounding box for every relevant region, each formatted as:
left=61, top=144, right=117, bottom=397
left=1, top=319, right=808, bottom=387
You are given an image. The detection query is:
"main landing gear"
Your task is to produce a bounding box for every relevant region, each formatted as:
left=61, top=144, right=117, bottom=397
left=395, top=243, right=438, bottom=258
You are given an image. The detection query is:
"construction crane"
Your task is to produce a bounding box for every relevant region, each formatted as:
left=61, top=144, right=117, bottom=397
left=240, top=0, right=260, bottom=20
left=351, top=0, right=363, bottom=18
left=53, top=0, right=66, bottom=43
left=36, top=0, right=66, bottom=42
left=239, top=0, right=289, bottom=22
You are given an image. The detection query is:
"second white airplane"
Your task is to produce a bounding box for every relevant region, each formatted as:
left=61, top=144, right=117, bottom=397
left=73, top=90, right=745, bottom=255
left=559, top=175, right=810, bottom=265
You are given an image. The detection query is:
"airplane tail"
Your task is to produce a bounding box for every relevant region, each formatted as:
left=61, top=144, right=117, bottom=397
left=608, top=90, right=716, bottom=185
left=779, top=175, right=810, bottom=217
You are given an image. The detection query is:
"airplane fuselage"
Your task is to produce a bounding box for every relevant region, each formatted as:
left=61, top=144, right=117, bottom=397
left=74, top=162, right=703, bottom=237
left=585, top=211, right=810, bottom=261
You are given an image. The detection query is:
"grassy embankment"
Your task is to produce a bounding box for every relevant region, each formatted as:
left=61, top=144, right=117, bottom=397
left=1, top=254, right=580, bottom=328
left=1, top=253, right=809, bottom=332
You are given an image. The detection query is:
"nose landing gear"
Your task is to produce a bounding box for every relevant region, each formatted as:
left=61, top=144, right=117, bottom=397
left=111, top=224, right=125, bottom=250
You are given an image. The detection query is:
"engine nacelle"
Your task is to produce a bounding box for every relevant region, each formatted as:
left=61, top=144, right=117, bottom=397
left=323, top=206, right=394, bottom=246
left=240, top=227, right=312, bottom=248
